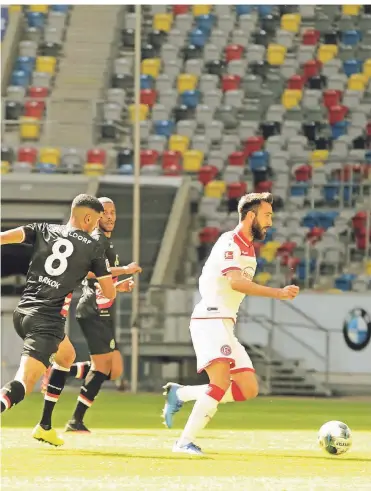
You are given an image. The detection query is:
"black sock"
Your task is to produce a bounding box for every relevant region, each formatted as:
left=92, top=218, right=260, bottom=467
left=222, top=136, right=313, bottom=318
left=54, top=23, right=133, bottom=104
left=0, top=380, right=26, bottom=413
left=72, top=370, right=107, bottom=423
left=40, top=365, right=69, bottom=429
left=69, top=361, right=91, bottom=379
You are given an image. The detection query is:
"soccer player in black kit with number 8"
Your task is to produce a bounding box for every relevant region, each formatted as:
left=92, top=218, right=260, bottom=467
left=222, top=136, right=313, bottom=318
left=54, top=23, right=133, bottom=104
left=0, top=194, right=115, bottom=446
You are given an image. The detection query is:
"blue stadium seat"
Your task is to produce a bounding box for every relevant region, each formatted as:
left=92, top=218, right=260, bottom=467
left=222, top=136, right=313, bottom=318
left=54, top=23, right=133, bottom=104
left=153, top=120, right=175, bottom=138
left=181, top=90, right=201, bottom=108
left=249, top=151, right=269, bottom=171
left=318, top=211, right=339, bottom=229
left=236, top=5, right=253, bottom=16
left=140, top=74, right=154, bottom=89
left=335, top=273, right=357, bottom=291
left=119, top=164, right=134, bottom=175
left=27, top=12, right=46, bottom=29
left=258, top=6, right=273, bottom=16
left=343, top=59, right=362, bottom=77
left=15, top=56, right=35, bottom=75
left=341, top=30, right=361, bottom=46
left=365, top=150, right=371, bottom=164
left=323, top=183, right=340, bottom=202
left=290, top=183, right=309, bottom=197
left=189, top=28, right=208, bottom=48
left=343, top=184, right=359, bottom=203
left=331, top=121, right=350, bottom=139
left=296, top=259, right=316, bottom=281
left=36, top=162, right=57, bottom=173
left=11, top=70, right=29, bottom=87
left=256, top=257, right=267, bottom=272
left=195, top=15, right=215, bottom=35
left=302, top=211, right=321, bottom=229
left=50, top=5, right=69, bottom=13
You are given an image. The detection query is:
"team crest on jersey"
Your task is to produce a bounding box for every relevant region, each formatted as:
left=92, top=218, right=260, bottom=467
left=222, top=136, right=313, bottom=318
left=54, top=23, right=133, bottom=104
left=220, top=344, right=232, bottom=356
left=224, top=251, right=234, bottom=260
left=110, top=339, right=116, bottom=350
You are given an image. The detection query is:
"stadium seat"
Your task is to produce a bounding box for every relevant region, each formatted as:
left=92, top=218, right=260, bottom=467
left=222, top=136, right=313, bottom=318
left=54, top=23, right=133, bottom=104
left=323, top=89, right=341, bottom=108
left=267, top=44, right=287, bottom=65
left=129, top=104, right=149, bottom=122
left=302, top=29, right=320, bottom=45
left=348, top=73, right=367, bottom=90
left=173, top=5, right=189, bottom=16
left=84, top=163, right=105, bottom=177
left=1, top=161, right=11, bottom=174
left=153, top=13, right=173, bottom=32
left=342, top=5, right=361, bottom=16
left=169, top=134, right=190, bottom=154
left=328, top=104, right=348, bottom=124
left=24, top=100, right=45, bottom=119
left=225, top=44, right=244, bottom=62
left=317, top=44, right=338, bottom=64
left=249, top=151, right=269, bottom=171
left=183, top=150, right=204, bottom=172
left=281, top=13, right=301, bottom=33
left=243, top=136, right=264, bottom=157
left=39, top=147, right=60, bottom=165
left=254, top=272, right=272, bottom=285
left=287, top=75, right=305, bottom=90
left=204, top=180, right=226, bottom=198
left=192, top=5, right=211, bottom=16
left=162, top=150, right=182, bottom=175
left=282, top=89, right=302, bottom=108
left=228, top=151, right=245, bottom=167
left=181, top=90, right=201, bottom=108
left=19, top=117, right=39, bottom=140
left=141, top=58, right=161, bottom=78
left=198, top=165, right=218, bottom=186
left=177, top=73, right=198, bottom=93
left=140, top=149, right=159, bottom=166
left=29, top=5, right=48, bottom=13
left=140, top=89, right=157, bottom=106
left=86, top=148, right=106, bottom=165
left=36, top=56, right=56, bottom=75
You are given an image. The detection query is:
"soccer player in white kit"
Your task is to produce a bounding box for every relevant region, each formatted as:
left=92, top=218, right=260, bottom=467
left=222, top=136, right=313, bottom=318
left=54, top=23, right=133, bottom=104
left=162, top=193, right=300, bottom=455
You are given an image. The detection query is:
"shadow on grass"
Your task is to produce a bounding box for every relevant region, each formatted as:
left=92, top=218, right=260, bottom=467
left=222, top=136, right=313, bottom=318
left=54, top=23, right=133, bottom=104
left=40, top=449, right=214, bottom=461
left=211, top=451, right=371, bottom=463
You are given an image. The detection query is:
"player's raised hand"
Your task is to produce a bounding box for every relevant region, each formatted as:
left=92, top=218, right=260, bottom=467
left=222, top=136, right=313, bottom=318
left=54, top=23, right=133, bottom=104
left=116, top=278, right=135, bottom=293
left=277, top=285, right=300, bottom=300
left=125, top=262, right=142, bottom=274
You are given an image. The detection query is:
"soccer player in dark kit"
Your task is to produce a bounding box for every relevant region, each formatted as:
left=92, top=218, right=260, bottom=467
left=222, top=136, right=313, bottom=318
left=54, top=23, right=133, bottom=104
left=42, top=197, right=142, bottom=433
left=0, top=194, right=115, bottom=446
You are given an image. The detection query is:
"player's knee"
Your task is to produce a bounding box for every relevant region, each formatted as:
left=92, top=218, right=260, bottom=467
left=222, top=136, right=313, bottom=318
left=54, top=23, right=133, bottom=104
left=241, top=378, right=259, bottom=400
left=109, top=364, right=123, bottom=381
left=92, top=355, right=112, bottom=376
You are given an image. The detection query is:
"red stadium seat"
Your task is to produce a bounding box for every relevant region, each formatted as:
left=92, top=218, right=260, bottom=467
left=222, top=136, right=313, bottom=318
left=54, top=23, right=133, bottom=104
left=282, top=255, right=300, bottom=268
left=255, top=180, right=272, bottom=192
left=355, top=227, right=371, bottom=250
left=24, top=100, right=45, bottom=119
left=323, top=89, right=341, bottom=109
left=221, top=74, right=241, bottom=92
left=87, top=148, right=106, bottom=164
left=140, top=89, right=157, bottom=107
left=366, top=122, right=371, bottom=137
left=302, top=29, right=320, bottom=45
left=228, top=151, right=245, bottom=166
left=287, top=74, right=305, bottom=90
left=243, top=136, right=264, bottom=157
left=18, top=146, right=37, bottom=163
left=352, top=211, right=368, bottom=231
left=173, top=5, right=189, bottom=15
left=162, top=150, right=182, bottom=175
left=225, top=44, right=244, bottom=63
left=28, top=86, right=49, bottom=99
left=303, top=60, right=319, bottom=80
left=140, top=149, right=159, bottom=166
left=307, top=227, right=324, bottom=244
left=277, top=241, right=297, bottom=257
left=227, top=181, right=247, bottom=199
left=328, top=104, right=348, bottom=125
left=199, top=226, right=221, bottom=244
left=198, top=164, right=218, bottom=186
left=295, top=164, right=312, bottom=182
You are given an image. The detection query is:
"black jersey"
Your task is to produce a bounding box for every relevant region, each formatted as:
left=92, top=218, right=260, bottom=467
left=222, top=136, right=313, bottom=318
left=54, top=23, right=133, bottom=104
left=16, top=223, right=111, bottom=320
left=76, top=228, right=120, bottom=320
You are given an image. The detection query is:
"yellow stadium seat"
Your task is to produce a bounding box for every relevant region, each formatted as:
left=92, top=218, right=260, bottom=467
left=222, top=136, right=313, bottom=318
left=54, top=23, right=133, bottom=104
left=312, top=161, right=324, bottom=169
left=311, top=150, right=329, bottom=162
left=20, top=117, right=40, bottom=140
left=281, top=13, right=301, bottom=33
left=39, top=147, right=60, bottom=165
left=363, top=59, right=371, bottom=79
left=255, top=272, right=272, bottom=286
left=260, top=241, right=281, bottom=262
left=141, top=58, right=161, bottom=79
left=183, top=150, right=204, bottom=172
left=169, top=134, right=190, bottom=154
left=30, top=5, right=49, bottom=13
left=84, top=163, right=105, bottom=177
left=36, top=56, right=56, bottom=75
left=348, top=73, right=367, bottom=91
left=177, top=73, right=198, bottom=94
left=204, top=180, right=226, bottom=198
left=282, top=89, right=302, bottom=109
left=342, top=5, right=361, bottom=16
left=129, top=104, right=149, bottom=122
left=192, top=5, right=211, bottom=16
left=267, top=44, right=286, bottom=65
left=317, top=44, right=338, bottom=64
left=9, top=5, right=22, bottom=12
left=365, top=261, right=371, bottom=275
left=1, top=161, right=10, bottom=174
left=153, top=13, right=173, bottom=32
left=327, top=288, right=342, bottom=294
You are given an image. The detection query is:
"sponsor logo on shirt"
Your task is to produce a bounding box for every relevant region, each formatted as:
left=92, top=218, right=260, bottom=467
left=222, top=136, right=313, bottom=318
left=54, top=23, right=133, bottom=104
left=242, top=266, right=255, bottom=281
left=224, top=251, right=234, bottom=260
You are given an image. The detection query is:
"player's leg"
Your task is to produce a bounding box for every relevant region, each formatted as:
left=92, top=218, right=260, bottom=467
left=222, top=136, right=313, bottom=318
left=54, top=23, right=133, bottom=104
left=173, top=319, right=233, bottom=455
left=41, top=360, right=91, bottom=394
left=1, top=312, right=51, bottom=413
left=37, top=335, right=75, bottom=437
left=109, top=349, right=123, bottom=381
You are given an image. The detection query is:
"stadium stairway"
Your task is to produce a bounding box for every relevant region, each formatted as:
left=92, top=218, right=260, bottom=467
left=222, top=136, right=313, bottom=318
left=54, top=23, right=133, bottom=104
left=44, top=5, right=122, bottom=148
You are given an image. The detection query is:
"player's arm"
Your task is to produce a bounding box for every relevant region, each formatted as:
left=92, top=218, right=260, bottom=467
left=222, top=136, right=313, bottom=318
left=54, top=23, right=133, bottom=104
left=96, top=275, right=116, bottom=300
left=90, top=246, right=116, bottom=300
left=226, top=270, right=299, bottom=300
left=0, top=227, right=27, bottom=245
left=86, top=262, right=142, bottom=279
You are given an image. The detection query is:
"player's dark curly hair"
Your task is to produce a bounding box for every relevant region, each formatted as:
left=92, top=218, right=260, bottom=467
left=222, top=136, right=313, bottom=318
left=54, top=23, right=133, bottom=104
left=238, top=192, right=273, bottom=221
left=71, top=194, right=104, bottom=213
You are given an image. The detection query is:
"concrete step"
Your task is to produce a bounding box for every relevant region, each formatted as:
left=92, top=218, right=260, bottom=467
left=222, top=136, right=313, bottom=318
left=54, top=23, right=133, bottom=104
left=41, top=123, right=94, bottom=148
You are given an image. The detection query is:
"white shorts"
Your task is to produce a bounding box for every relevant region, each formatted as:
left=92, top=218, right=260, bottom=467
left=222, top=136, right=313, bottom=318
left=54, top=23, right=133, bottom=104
left=189, top=318, right=255, bottom=374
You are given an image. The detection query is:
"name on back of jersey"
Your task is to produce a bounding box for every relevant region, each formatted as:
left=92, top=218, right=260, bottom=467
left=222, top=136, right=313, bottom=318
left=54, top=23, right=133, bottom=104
left=65, top=230, right=92, bottom=245
left=39, top=275, right=61, bottom=289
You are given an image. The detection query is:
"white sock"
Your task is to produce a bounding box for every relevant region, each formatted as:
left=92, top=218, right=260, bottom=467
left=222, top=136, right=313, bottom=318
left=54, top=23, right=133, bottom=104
left=177, top=384, right=235, bottom=404
left=177, top=384, right=208, bottom=402
left=177, top=391, right=221, bottom=446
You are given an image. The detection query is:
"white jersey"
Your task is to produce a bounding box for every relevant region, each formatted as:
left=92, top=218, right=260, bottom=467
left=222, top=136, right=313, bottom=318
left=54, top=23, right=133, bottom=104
left=192, top=227, right=257, bottom=322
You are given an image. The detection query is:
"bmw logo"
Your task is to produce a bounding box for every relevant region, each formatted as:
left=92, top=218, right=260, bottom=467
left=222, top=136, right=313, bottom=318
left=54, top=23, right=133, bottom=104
left=343, top=308, right=371, bottom=351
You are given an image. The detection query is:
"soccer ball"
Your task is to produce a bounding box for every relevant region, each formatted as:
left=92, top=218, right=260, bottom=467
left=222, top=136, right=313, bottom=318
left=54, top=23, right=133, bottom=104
left=318, top=420, right=352, bottom=455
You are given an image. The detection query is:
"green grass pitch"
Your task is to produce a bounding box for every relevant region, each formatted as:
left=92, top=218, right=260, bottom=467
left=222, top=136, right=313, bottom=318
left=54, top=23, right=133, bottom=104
left=1, top=392, right=370, bottom=490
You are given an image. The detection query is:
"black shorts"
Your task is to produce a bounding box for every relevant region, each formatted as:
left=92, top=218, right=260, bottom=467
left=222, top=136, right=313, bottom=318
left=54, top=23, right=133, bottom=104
left=77, top=315, right=117, bottom=355
left=13, top=310, right=65, bottom=368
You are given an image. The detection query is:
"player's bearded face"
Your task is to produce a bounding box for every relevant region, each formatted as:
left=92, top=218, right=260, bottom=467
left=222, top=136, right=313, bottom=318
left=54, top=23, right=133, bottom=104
left=252, top=216, right=267, bottom=240
left=99, top=204, right=116, bottom=232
